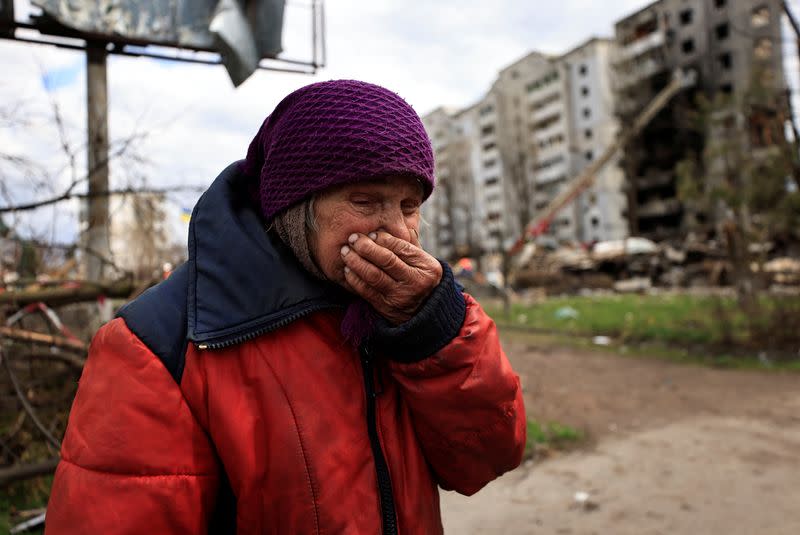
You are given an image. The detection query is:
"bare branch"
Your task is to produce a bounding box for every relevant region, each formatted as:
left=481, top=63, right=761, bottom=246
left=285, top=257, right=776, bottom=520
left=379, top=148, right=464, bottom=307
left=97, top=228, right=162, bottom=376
left=0, top=185, right=204, bottom=213
left=0, top=326, right=88, bottom=352
left=0, top=457, right=60, bottom=487
left=0, top=348, right=62, bottom=451
left=20, top=350, right=87, bottom=370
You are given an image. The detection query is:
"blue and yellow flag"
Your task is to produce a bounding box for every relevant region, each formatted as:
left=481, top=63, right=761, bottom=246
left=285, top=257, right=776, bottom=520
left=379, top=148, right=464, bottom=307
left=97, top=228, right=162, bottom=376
left=180, top=207, right=192, bottom=223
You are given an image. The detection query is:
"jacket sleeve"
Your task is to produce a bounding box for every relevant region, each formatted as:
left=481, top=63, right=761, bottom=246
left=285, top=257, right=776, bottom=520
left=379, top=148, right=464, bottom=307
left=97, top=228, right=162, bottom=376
left=370, top=265, right=526, bottom=496
left=45, top=318, right=220, bottom=535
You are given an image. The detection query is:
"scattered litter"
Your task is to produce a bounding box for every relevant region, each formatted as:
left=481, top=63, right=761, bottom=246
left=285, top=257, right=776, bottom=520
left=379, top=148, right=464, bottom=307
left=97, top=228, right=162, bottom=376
left=554, top=306, right=579, bottom=320
left=97, top=295, right=113, bottom=324
left=10, top=512, right=47, bottom=534
left=571, top=490, right=599, bottom=512
left=592, top=335, right=612, bottom=346
left=614, top=277, right=652, bottom=293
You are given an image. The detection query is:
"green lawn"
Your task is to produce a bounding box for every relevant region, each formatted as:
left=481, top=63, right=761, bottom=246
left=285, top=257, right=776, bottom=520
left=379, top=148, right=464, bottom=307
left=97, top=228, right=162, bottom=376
left=524, top=419, right=583, bottom=460
left=0, top=475, right=50, bottom=534
left=484, top=293, right=800, bottom=347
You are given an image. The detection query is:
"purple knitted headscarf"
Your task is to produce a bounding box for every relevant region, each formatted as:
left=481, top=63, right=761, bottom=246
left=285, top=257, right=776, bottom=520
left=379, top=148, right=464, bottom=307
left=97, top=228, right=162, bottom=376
left=241, top=79, right=435, bottom=219
left=240, top=79, right=435, bottom=344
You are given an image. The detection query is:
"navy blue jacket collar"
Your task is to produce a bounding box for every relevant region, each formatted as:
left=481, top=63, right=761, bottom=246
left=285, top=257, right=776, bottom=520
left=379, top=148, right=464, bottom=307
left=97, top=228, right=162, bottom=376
left=186, top=161, right=345, bottom=349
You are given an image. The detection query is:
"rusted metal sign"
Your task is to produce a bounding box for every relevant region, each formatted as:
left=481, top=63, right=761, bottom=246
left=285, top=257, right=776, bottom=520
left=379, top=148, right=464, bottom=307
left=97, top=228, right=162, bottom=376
left=31, top=0, right=286, bottom=85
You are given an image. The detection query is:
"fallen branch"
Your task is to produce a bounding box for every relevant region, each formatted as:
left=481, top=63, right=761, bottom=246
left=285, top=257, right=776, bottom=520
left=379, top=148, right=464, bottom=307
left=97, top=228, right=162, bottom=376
left=22, top=351, right=86, bottom=370
left=0, top=327, right=87, bottom=353
left=0, top=279, right=140, bottom=307
left=0, top=458, right=60, bottom=487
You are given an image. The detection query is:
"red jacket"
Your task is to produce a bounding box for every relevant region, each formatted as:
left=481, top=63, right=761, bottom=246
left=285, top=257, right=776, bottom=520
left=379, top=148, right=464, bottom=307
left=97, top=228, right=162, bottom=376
left=45, top=163, right=525, bottom=534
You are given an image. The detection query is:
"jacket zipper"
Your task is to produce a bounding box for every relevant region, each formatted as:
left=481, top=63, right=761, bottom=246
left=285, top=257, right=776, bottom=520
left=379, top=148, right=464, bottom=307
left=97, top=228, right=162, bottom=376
left=194, top=304, right=338, bottom=350
left=360, top=345, right=398, bottom=535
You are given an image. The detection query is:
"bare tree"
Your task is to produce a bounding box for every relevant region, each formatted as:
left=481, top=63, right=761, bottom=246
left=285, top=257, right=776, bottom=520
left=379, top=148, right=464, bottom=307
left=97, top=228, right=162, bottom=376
left=676, top=71, right=800, bottom=314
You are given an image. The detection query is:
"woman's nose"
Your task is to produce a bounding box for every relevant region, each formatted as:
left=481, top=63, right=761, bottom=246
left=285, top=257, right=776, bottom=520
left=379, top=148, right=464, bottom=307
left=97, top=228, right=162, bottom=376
left=378, top=208, right=411, bottom=242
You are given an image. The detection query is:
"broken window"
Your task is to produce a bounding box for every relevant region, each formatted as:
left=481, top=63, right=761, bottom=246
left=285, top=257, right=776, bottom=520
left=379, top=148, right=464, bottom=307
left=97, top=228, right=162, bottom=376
left=481, top=124, right=495, bottom=136
left=585, top=151, right=594, bottom=161
left=585, top=128, right=593, bottom=139
left=720, top=83, right=734, bottom=94
left=714, top=0, right=726, bottom=7
left=718, top=52, right=732, bottom=70
left=682, top=39, right=695, bottom=54
left=583, top=108, right=591, bottom=119
left=751, top=5, right=769, bottom=28
left=679, top=9, right=693, bottom=25
left=579, top=64, right=588, bottom=76
left=591, top=217, right=600, bottom=227
left=754, top=38, right=773, bottom=60
left=715, top=23, right=729, bottom=40
left=581, top=86, right=590, bottom=97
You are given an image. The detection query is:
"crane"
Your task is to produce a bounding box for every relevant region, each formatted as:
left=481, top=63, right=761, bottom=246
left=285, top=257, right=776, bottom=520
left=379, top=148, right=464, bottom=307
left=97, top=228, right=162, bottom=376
left=509, top=69, right=697, bottom=256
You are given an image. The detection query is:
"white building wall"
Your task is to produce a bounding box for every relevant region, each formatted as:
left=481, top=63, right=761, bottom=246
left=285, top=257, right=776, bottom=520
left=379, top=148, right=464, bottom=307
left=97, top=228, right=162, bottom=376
left=564, top=38, right=629, bottom=243
left=423, top=40, right=627, bottom=258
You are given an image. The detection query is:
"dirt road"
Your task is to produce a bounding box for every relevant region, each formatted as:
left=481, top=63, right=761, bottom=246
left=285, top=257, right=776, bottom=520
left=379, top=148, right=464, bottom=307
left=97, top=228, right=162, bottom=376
left=440, top=332, right=800, bottom=534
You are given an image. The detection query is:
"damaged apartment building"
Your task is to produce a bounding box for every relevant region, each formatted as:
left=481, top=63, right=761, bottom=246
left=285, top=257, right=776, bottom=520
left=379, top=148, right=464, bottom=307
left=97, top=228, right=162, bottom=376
left=613, top=0, right=786, bottom=240
left=422, top=0, right=788, bottom=261
left=422, top=38, right=627, bottom=261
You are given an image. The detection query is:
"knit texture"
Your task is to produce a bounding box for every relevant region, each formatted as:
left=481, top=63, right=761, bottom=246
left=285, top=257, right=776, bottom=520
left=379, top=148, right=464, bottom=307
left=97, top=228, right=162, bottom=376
left=241, top=79, right=435, bottom=220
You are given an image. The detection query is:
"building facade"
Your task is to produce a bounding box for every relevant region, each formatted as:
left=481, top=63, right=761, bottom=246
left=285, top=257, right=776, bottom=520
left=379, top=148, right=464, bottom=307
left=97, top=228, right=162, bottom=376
left=612, top=0, right=786, bottom=240
left=423, top=40, right=627, bottom=260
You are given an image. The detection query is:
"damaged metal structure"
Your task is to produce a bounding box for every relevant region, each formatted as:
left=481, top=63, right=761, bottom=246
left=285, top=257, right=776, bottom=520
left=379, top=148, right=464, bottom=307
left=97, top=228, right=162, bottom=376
left=0, top=0, right=326, bottom=85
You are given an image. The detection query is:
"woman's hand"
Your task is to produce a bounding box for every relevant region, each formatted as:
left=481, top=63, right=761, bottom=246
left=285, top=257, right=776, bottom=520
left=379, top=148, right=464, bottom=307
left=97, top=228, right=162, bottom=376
left=340, top=230, right=443, bottom=324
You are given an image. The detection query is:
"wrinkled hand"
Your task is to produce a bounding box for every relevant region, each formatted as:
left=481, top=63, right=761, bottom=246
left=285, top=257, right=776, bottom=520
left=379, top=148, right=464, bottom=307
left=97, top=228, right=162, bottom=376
left=341, top=230, right=443, bottom=324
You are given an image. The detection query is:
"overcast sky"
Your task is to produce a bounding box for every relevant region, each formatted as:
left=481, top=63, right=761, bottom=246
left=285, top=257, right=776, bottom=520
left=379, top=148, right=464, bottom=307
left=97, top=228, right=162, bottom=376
left=1, top=0, right=798, bottom=244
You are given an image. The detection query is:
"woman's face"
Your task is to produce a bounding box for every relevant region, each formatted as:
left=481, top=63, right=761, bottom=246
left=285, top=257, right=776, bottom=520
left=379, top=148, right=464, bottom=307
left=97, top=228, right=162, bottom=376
left=309, top=176, right=424, bottom=289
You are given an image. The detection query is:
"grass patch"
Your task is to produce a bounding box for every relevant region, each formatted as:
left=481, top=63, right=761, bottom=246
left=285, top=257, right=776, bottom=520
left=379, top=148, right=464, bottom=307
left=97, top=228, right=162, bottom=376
left=499, top=328, right=800, bottom=372
left=0, top=475, right=51, bottom=534
left=484, top=293, right=800, bottom=359
left=524, top=419, right=583, bottom=460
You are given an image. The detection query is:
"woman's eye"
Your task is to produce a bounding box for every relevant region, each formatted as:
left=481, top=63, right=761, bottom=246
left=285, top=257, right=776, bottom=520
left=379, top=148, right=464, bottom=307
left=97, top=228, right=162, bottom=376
left=351, top=197, right=376, bottom=210
left=402, top=203, right=420, bottom=214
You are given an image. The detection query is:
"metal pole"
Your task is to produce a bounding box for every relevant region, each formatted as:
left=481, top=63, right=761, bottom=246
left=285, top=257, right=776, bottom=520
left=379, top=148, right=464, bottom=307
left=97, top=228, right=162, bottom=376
left=311, top=0, right=318, bottom=68
left=85, top=44, right=110, bottom=281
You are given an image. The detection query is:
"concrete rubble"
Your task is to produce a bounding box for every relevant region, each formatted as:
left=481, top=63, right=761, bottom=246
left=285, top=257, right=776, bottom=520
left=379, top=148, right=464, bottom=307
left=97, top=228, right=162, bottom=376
left=506, top=238, right=800, bottom=294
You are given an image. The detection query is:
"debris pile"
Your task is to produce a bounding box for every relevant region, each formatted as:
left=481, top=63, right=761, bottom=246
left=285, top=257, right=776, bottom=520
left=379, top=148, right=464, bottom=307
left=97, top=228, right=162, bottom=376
left=507, top=238, right=800, bottom=294
left=0, top=226, right=174, bottom=532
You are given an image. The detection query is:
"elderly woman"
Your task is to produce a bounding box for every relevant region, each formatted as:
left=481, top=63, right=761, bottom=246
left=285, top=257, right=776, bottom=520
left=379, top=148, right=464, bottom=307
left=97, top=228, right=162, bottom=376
left=46, top=80, right=526, bottom=534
